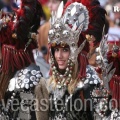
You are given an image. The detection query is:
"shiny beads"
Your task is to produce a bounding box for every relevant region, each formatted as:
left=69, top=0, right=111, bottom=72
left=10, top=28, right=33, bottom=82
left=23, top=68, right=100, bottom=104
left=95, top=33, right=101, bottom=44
left=71, top=42, right=75, bottom=47
left=90, top=86, right=109, bottom=117
left=31, top=70, right=37, bottom=75
left=54, top=24, right=62, bottom=31
left=62, top=30, right=69, bottom=38
left=112, top=45, right=119, bottom=53
left=51, top=57, right=74, bottom=88
left=8, top=64, right=42, bottom=90
left=48, top=29, right=55, bottom=38
left=60, top=41, right=66, bottom=47
left=96, top=55, right=102, bottom=64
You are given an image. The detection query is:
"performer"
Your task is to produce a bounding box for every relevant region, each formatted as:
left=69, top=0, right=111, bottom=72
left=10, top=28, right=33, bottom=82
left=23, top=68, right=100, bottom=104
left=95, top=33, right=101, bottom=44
left=93, top=35, right=120, bottom=119
left=0, top=0, right=44, bottom=100
left=106, top=42, right=120, bottom=118
left=35, top=0, right=111, bottom=120
left=0, top=0, right=45, bottom=119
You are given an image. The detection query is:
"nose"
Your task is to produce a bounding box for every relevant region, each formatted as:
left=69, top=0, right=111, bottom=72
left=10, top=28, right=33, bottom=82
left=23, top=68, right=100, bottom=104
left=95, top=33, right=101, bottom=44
left=57, top=50, right=63, bottom=59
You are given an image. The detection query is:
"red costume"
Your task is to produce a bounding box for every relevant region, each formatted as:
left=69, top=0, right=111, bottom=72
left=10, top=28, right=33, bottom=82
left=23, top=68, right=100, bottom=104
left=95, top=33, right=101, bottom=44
left=0, top=0, right=44, bottom=99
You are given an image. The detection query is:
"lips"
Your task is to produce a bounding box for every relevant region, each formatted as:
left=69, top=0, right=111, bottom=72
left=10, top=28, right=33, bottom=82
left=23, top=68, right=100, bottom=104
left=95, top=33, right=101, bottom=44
left=57, top=60, right=65, bottom=65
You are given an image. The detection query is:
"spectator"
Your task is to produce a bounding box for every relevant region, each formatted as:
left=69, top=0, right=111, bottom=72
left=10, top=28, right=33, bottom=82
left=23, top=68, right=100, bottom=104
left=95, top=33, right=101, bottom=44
left=106, top=2, right=120, bottom=50
left=2, top=0, right=18, bottom=12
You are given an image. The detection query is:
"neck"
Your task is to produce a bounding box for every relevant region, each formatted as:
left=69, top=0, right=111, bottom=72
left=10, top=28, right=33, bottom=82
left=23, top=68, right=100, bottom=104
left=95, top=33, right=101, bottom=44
left=58, top=68, right=66, bottom=74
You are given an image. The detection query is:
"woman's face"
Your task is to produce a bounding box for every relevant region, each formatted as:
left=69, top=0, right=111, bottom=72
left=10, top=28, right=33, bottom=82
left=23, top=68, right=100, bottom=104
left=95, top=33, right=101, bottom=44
left=54, top=47, right=70, bottom=70
left=47, top=0, right=61, bottom=12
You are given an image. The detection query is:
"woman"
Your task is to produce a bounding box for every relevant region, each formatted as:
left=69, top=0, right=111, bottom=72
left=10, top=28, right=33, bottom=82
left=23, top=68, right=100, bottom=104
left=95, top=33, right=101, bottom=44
left=35, top=1, right=110, bottom=120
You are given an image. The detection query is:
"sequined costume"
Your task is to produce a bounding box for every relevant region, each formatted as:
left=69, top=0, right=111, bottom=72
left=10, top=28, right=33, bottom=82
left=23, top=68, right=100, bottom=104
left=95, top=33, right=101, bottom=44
left=48, top=65, right=102, bottom=120
left=0, top=64, right=43, bottom=119
left=95, top=37, right=120, bottom=119
left=0, top=0, right=45, bottom=119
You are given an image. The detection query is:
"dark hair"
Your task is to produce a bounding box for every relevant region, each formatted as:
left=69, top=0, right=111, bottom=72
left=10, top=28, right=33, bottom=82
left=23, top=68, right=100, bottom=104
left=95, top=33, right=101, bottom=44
left=63, top=0, right=109, bottom=51
left=85, top=0, right=109, bottom=43
left=13, top=0, right=45, bottom=41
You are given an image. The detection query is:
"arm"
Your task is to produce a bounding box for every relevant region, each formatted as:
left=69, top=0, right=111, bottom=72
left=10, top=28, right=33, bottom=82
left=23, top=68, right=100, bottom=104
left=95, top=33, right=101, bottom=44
left=34, top=78, right=49, bottom=120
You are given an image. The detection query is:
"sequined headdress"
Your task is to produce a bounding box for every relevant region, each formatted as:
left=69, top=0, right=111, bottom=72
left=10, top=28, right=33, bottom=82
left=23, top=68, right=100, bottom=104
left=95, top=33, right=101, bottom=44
left=48, top=2, right=89, bottom=88
left=48, top=1, right=89, bottom=63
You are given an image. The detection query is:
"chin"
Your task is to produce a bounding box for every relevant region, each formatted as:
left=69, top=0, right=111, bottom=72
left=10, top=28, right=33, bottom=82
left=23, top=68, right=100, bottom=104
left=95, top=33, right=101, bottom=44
left=58, top=66, right=66, bottom=70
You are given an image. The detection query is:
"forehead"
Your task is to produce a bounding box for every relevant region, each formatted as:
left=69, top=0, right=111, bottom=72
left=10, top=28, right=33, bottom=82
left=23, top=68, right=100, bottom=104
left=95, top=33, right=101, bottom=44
left=51, top=43, right=70, bottom=50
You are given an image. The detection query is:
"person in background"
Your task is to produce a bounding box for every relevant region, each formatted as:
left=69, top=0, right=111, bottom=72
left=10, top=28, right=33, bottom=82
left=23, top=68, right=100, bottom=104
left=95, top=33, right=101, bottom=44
left=0, top=0, right=4, bottom=10
left=84, top=0, right=109, bottom=70
left=106, top=2, right=120, bottom=50
left=0, top=0, right=45, bottom=119
left=105, top=2, right=120, bottom=114
left=87, top=20, right=109, bottom=68
left=1, top=0, right=18, bottom=12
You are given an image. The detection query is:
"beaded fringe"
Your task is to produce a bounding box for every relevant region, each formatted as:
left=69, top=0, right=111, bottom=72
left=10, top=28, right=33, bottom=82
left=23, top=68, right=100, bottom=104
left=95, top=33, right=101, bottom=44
left=1, top=45, right=33, bottom=73
left=110, top=76, right=120, bottom=109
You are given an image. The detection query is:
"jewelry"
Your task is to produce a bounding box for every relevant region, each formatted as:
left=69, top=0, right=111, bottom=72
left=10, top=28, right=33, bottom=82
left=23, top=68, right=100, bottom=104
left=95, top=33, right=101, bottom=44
left=51, top=56, right=74, bottom=89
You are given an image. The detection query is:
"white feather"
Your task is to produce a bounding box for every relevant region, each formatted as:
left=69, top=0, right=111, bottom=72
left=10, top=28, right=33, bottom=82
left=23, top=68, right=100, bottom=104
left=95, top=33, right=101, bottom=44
left=56, top=1, right=64, bottom=18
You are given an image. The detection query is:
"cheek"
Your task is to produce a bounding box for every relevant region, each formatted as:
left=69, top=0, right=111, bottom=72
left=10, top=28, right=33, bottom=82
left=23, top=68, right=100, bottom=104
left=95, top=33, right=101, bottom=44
left=65, top=52, right=70, bottom=60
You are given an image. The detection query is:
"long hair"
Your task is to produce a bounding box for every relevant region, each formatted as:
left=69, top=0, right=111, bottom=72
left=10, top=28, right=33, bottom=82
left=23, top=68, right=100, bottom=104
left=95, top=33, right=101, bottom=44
left=48, top=50, right=88, bottom=94
left=49, top=60, right=79, bottom=94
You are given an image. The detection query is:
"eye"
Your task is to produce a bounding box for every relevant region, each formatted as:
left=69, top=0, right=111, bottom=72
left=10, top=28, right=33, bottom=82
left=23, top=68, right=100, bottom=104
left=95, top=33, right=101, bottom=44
left=54, top=48, right=59, bottom=52
left=63, top=48, right=70, bottom=52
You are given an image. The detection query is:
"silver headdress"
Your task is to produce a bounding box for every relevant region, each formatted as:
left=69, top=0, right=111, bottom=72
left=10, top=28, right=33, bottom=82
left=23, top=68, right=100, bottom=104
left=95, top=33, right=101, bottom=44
left=48, top=2, right=89, bottom=88
left=48, top=2, right=89, bottom=63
